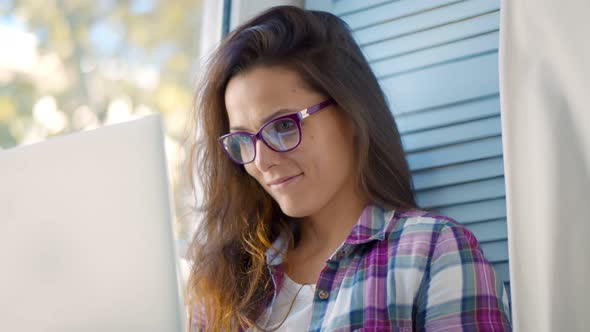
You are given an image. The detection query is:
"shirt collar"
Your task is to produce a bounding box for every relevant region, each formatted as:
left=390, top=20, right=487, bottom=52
left=343, top=204, right=397, bottom=245
left=265, top=229, right=290, bottom=266
left=264, top=204, right=397, bottom=266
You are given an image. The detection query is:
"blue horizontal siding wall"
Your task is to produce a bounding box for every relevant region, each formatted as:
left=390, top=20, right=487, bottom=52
left=306, top=0, right=510, bottom=298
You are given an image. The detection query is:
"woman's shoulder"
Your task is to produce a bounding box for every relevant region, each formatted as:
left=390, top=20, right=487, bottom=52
left=385, top=209, right=482, bottom=254
left=391, top=209, right=467, bottom=231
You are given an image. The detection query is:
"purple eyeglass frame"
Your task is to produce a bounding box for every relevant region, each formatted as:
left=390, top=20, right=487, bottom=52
left=219, top=98, right=336, bottom=164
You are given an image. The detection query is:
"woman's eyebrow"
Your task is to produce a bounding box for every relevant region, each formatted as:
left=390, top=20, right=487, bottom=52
left=229, top=108, right=297, bottom=132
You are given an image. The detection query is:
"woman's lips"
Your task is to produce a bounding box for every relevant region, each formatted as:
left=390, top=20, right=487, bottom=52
left=268, top=173, right=303, bottom=190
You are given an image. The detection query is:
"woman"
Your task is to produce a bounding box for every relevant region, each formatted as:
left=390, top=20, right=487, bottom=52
left=185, top=6, right=512, bottom=331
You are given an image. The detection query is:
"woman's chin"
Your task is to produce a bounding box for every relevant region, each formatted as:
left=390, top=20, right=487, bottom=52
left=276, top=199, right=311, bottom=218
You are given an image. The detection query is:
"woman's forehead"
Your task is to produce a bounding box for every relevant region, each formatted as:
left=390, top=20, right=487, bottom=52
left=224, top=66, right=315, bottom=129
left=225, top=66, right=305, bottom=105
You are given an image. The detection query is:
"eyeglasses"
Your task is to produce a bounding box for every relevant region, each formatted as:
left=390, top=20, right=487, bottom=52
left=219, top=98, right=335, bottom=164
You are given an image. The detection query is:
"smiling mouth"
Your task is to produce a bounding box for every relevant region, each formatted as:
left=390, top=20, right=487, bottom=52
left=268, top=173, right=303, bottom=189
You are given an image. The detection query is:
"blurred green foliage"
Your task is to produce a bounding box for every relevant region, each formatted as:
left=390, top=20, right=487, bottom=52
left=0, top=0, right=204, bottom=238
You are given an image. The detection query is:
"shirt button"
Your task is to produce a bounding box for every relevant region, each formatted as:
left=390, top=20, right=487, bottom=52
left=336, top=250, right=345, bottom=259
left=317, top=289, right=329, bottom=300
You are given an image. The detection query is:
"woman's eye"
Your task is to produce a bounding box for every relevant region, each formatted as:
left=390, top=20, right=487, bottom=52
left=275, top=120, right=295, bottom=132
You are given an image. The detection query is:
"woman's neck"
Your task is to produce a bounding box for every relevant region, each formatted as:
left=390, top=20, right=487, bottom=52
left=283, top=185, right=367, bottom=284
left=298, top=185, right=367, bottom=255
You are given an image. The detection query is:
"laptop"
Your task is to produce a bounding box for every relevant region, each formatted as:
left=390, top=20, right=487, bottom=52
left=0, top=115, right=187, bottom=332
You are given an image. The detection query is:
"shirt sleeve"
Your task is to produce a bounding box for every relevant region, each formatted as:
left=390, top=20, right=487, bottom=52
left=415, top=223, right=512, bottom=331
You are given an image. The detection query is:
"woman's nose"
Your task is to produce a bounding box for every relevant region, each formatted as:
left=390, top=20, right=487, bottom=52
left=253, top=138, right=280, bottom=171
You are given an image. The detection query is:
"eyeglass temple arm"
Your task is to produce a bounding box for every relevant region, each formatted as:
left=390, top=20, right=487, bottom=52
left=300, top=98, right=335, bottom=119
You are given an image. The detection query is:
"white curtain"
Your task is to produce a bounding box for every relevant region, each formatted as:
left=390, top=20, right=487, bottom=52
left=499, top=1, right=590, bottom=331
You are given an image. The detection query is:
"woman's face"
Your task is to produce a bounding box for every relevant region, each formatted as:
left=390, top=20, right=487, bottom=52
left=224, top=65, right=357, bottom=218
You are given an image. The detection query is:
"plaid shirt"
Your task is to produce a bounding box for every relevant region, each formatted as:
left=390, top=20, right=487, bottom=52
left=261, top=205, right=512, bottom=331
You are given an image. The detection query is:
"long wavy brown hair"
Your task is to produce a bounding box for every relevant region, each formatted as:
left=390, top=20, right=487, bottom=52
left=184, top=6, right=418, bottom=331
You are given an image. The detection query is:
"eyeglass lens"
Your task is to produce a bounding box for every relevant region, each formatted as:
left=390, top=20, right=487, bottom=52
left=223, top=117, right=300, bottom=163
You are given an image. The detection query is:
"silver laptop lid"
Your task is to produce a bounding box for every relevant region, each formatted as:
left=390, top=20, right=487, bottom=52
left=0, top=115, right=186, bottom=332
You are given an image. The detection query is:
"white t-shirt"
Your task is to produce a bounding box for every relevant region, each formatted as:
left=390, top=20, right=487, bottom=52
left=251, top=274, right=316, bottom=331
